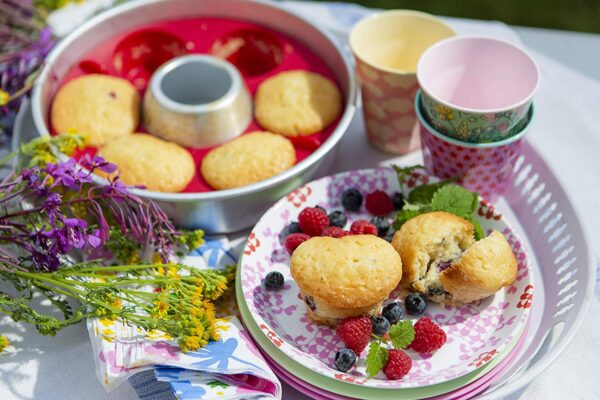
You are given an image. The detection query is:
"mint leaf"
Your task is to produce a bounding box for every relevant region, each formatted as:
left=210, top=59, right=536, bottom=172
left=469, top=217, right=485, bottom=241
left=389, top=320, right=415, bottom=349
left=392, top=165, right=425, bottom=192
left=365, top=341, right=388, bottom=378
left=469, top=192, right=479, bottom=215
left=431, top=185, right=477, bottom=218
left=393, top=208, right=424, bottom=230
left=407, top=179, right=456, bottom=205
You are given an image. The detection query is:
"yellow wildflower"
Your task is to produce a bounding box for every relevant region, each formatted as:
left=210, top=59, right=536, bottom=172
left=179, top=335, right=201, bottom=352
left=0, top=335, right=10, bottom=352
left=0, top=90, right=10, bottom=106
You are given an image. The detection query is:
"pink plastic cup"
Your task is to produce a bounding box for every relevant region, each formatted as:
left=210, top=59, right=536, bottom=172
left=416, top=91, right=534, bottom=201
left=417, top=36, right=539, bottom=143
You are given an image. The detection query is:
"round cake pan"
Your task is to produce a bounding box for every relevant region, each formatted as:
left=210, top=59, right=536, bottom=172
left=31, top=0, right=357, bottom=233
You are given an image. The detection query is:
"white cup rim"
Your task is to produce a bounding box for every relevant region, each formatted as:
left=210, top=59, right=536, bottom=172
left=349, top=10, right=456, bottom=76
left=416, top=35, right=540, bottom=114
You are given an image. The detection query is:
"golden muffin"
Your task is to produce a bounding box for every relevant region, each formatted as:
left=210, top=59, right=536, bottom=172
left=51, top=74, right=140, bottom=147
left=201, top=131, right=296, bottom=190
left=98, top=134, right=194, bottom=192
left=290, top=235, right=402, bottom=326
left=391, top=211, right=517, bottom=305
left=254, top=70, right=342, bottom=137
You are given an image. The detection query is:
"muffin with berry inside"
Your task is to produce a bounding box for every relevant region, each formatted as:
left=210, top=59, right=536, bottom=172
left=391, top=211, right=517, bottom=305
left=290, top=235, right=402, bottom=326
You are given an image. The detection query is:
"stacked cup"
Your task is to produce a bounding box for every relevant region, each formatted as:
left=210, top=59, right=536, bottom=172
left=415, top=36, right=540, bottom=201
left=349, top=11, right=456, bottom=154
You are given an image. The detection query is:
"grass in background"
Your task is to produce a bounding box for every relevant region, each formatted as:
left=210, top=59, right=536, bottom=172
left=313, top=0, right=600, bottom=33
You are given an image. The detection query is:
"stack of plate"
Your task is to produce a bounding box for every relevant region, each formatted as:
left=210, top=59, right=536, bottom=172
left=235, top=167, right=534, bottom=400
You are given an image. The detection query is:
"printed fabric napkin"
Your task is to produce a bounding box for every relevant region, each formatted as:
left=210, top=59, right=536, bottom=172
left=87, top=236, right=281, bottom=400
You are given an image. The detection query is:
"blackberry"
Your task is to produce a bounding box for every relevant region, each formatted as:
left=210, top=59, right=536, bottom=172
left=341, top=188, right=363, bottom=212
left=328, top=210, right=348, bottom=228
left=334, top=348, right=357, bottom=372
left=392, top=192, right=404, bottom=210
left=279, top=222, right=301, bottom=243
left=263, top=271, right=284, bottom=290
left=382, top=301, right=403, bottom=325
left=405, top=293, right=428, bottom=316
left=371, top=316, right=390, bottom=337
left=370, top=216, right=390, bottom=237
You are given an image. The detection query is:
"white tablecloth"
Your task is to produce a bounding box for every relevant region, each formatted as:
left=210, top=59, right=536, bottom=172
left=1, top=1, right=599, bottom=399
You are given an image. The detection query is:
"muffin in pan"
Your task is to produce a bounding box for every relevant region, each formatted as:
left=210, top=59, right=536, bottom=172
left=98, top=134, right=195, bottom=193
left=290, top=235, right=402, bottom=326
left=51, top=74, right=140, bottom=147
left=391, top=211, right=517, bottom=305
left=255, top=70, right=342, bottom=137
left=201, top=131, right=296, bottom=190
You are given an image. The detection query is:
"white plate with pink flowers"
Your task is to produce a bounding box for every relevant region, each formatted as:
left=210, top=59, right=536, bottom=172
left=239, top=167, right=533, bottom=389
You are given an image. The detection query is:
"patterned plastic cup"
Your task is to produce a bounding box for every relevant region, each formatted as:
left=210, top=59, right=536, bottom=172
left=417, top=36, right=539, bottom=143
left=415, top=91, right=535, bottom=201
left=349, top=10, right=456, bottom=154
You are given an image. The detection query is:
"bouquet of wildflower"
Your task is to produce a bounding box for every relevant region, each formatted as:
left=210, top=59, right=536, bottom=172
left=0, top=134, right=232, bottom=352
left=1, top=0, right=55, bottom=138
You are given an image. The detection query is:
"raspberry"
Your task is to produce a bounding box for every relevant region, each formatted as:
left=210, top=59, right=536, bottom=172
left=383, top=349, right=412, bottom=380
left=322, top=226, right=351, bottom=238
left=336, top=316, right=372, bottom=355
left=298, top=207, right=329, bottom=236
left=350, top=220, right=378, bottom=235
left=284, top=233, right=310, bottom=254
left=365, top=190, right=394, bottom=216
left=411, top=317, right=447, bottom=353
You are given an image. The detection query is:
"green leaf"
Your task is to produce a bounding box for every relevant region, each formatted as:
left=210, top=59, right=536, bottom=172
left=431, top=185, right=477, bottom=218
left=393, top=208, right=424, bottom=230
left=407, top=178, right=456, bottom=205
left=389, top=320, right=415, bottom=349
left=469, top=217, right=485, bottom=241
left=392, top=165, right=425, bottom=192
left=470, top=192, right=480, bottom=216
left=365, top=341, right=389, bottom=378
left=206, top=381, right=229, bottom=389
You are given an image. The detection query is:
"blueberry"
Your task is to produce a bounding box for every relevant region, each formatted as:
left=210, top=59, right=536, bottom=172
left=315, top=205, right=327, bottom=215
left=341, top=188, right=363, bottom=212
left=328, top=210, right=347, bottom=228
left=264, top=271, right=284, bottom=290
left=382, top=301, right=403, bottom=324
left=370, top=216, right=390, bottom=237
left=279, top=222, right=301, bottom=243
left=405, top=293, right=428, bottom=316
left=371, top=316, right=390, bottom=337
left=334, top=348, right=357, bottom=372
left=392, top=192, right=404, bottom=210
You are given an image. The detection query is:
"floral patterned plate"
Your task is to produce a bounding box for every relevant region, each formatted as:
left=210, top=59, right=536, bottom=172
left=239, top=168, right=533, bottom=389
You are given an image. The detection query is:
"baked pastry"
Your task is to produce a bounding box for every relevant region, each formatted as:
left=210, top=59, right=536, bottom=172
left=51, top=74, right=140, bottom=147
left=391, top=211, right=517, bottom=305
left=290, top=235, right=402, bottom=326
left=201, top=131, right=296, bottom=190
left=98, top=134, right=195, bottom=192
left=254, top=70, right=342, bottom=137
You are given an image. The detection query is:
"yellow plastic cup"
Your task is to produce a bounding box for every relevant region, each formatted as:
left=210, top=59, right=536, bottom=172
left=350, top=10, right=456, bottom=154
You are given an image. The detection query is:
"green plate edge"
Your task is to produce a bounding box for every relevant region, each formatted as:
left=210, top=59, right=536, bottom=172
left=235, top=261, right=524, bottom=400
